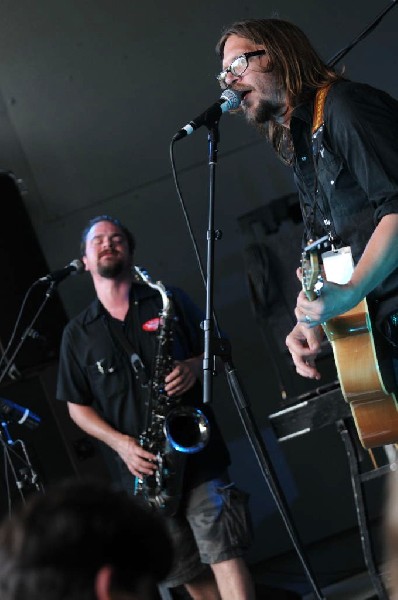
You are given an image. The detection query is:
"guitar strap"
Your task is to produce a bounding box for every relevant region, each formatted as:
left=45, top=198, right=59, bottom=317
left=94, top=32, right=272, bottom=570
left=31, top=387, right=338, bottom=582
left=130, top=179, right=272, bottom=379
left=311, top=84, right=332, bottom=137
left=311, top=84, right=332, bottom=177
left=306, top=84, right=333, bottom=242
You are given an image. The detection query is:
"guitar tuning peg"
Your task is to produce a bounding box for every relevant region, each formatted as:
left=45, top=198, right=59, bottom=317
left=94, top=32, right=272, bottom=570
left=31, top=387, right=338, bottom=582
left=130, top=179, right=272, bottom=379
left=314, top=278, right=324, bottom=296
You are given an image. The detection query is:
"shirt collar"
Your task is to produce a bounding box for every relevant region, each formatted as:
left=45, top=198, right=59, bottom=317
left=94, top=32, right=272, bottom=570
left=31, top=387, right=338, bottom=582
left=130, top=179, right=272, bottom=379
left=82, top=282, right=159, bottom=325
left=291, top=99, right=313, bottom=125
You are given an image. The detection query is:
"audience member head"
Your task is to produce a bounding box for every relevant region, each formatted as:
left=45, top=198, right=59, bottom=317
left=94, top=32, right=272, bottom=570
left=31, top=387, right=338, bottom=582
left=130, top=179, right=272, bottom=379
left=0, top=478, right=173, bottom=600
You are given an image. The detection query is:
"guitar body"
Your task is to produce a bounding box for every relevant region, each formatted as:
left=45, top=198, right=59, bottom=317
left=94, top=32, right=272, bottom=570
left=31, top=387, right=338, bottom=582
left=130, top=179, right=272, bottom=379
left=325, top=299, right=398, bottom=449
left=302, top=242, right=398, bottom=449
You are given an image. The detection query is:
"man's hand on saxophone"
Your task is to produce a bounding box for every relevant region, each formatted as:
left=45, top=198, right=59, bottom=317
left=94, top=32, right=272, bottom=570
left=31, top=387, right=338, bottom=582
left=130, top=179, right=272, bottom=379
left=164, top=354, right=204, bottom=396
left=116, top=434, right=158, bottom=478
left=67, top=403, right=158, bottom=479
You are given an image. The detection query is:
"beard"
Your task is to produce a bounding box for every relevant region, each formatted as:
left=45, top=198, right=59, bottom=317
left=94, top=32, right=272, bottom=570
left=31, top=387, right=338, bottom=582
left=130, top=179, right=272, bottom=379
left=241, top=75, right=288, bottom=126
left=256, top=98, right=287, bottom=124
left=97, top=256, right=126, bottom=278
left=243, top=95, right=287, bottom=126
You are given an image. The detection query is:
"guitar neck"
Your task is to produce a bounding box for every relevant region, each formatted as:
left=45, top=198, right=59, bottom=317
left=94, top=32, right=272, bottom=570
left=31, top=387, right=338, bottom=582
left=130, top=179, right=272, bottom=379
left=304, top=288, right=318, bottom=302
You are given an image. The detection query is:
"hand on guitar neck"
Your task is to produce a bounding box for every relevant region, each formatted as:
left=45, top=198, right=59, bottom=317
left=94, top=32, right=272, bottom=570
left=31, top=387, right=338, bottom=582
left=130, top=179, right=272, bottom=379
left=297, top=249, right=361, bottom=328
left=287, top=242, right=359, bottom=381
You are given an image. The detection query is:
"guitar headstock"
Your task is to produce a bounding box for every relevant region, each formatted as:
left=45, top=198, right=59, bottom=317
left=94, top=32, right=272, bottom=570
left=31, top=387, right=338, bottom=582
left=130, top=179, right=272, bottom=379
left=301, top=235, right=329, bottom=301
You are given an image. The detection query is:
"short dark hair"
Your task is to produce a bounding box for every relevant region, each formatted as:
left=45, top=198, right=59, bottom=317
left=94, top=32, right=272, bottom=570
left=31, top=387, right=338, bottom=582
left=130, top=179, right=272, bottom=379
left=80, top=215, right=136, bottom=257
left=0, top=479, right=173, bottom=600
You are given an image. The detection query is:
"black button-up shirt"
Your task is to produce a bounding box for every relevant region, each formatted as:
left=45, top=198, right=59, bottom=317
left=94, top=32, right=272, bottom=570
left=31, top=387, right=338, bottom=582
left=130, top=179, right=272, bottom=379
left=291, top=79, right=398, bottom=309
left=56, top=282, right=230, bottom=489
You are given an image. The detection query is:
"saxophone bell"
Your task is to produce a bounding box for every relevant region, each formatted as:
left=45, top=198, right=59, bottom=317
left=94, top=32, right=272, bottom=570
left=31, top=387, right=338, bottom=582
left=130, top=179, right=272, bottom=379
left=165, top=406, right=210, bottom=454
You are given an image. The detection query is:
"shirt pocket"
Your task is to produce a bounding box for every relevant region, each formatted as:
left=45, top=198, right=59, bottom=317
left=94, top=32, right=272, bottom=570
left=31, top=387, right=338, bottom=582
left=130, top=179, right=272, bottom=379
left=86, top=357, right=127, bottom=402
left=318, top=139, right=345, bottom=190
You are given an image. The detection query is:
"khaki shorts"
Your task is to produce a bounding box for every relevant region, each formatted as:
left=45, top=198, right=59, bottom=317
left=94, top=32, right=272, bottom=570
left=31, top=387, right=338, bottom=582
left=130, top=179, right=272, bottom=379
left=162, top=473, right=253, bottom=588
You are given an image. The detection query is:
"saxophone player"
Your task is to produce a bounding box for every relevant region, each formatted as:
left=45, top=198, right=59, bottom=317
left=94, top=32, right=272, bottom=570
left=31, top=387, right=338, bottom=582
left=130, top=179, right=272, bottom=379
left=56, top=215, right=256, bottom=600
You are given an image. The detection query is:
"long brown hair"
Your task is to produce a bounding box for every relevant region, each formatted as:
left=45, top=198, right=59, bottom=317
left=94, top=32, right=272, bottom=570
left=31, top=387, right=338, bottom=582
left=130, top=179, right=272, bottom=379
left=216, top=19, right=343, bottom=163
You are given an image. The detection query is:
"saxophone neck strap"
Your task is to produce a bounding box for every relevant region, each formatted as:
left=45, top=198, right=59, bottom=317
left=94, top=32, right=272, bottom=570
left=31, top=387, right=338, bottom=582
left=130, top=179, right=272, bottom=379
left=107, top=316, right=149, bottom=387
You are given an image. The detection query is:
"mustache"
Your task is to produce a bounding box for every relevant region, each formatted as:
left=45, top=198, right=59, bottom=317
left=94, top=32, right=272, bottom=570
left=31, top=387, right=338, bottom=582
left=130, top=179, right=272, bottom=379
left=99, top=249, right=119, bottom=259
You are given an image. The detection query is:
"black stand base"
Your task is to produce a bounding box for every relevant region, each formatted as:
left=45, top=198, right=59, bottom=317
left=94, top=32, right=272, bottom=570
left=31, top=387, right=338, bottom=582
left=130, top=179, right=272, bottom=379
left=337, top=418, right=390, bottom=600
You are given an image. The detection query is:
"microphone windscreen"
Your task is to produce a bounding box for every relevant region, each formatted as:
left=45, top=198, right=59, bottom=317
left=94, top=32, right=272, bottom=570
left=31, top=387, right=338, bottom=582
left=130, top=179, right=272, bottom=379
left=70, top=259, right=85, bottom=274
left=220, top=89, right=242, bottom=111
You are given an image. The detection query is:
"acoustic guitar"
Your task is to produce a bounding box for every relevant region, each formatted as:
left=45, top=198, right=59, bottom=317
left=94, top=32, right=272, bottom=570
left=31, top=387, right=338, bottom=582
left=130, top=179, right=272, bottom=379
left=301, top=239, right=398, bottom=449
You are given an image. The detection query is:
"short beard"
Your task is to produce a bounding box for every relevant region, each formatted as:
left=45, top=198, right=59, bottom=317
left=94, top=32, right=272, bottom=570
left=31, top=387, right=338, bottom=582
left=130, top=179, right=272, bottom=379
left=243, top=72, right=287, bottom=127
left=98, top=259, right=125, bottom=278
left=244, top=97, right=287, bottom=126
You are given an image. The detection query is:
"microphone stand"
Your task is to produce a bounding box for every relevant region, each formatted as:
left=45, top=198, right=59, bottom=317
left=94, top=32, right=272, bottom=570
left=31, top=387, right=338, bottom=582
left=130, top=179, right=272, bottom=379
left=203, top=121, right=325, bottom=599
left=0, top=281, right=59, bottom=385
left=0, top=420, right=43, bottom=504
left=0, top=281, right=53, bottom=511
left=202, top=123, right=219, bottom=405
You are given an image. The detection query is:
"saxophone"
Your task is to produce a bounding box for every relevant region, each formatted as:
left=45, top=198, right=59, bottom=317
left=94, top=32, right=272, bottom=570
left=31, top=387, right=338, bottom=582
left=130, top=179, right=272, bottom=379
left=133, top=266, right=210, bottom=516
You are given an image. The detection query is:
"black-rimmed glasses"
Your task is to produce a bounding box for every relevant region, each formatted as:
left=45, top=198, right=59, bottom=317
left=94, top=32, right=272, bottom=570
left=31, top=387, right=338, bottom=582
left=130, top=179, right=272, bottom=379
left=217, top=50, right=266, bottom=89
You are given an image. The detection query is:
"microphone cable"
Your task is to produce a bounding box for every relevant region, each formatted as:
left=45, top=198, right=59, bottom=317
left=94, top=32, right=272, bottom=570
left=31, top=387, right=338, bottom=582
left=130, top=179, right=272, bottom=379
left=169, top=139, right=207, bottom=288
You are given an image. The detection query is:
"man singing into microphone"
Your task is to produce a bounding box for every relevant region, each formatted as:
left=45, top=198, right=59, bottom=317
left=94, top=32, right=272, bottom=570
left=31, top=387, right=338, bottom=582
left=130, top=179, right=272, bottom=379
left=215, top=19, right=398, bottom=389
left=56, top=215, right=256, bottom=600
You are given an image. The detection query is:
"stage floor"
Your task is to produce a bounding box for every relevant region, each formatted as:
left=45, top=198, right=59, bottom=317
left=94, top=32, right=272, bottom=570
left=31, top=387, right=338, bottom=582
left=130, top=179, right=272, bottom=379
left=250, top=520, right=386, bottom=599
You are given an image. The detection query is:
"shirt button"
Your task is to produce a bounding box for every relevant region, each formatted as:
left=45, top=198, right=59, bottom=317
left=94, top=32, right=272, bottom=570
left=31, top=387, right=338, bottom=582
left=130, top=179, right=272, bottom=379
left=301, top=156, right=307, bottom=161
left=330, top=180, right=335, bottom=185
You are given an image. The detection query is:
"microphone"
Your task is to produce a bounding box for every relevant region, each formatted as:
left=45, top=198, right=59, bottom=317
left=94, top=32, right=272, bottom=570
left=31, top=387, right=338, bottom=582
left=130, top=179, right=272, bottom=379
left=38, top=258, right=85, bottom=284
left=0, top=397, right=41, bottom=429
left=173, top=89, right=241, bottom=141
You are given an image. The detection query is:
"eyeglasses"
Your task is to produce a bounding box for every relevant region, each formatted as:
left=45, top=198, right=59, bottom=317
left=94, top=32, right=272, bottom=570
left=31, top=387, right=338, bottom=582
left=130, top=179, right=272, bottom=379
left=217, top=50, right=266, bottom=89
